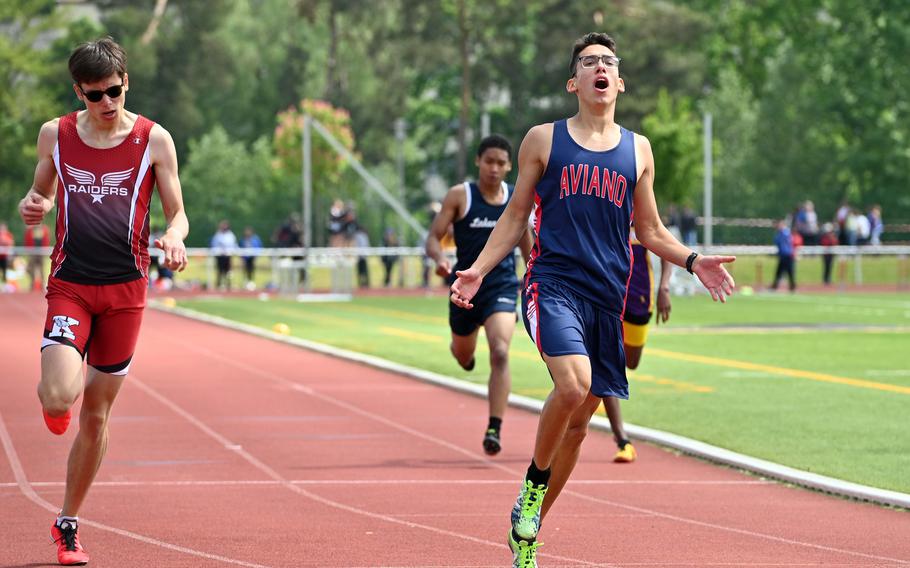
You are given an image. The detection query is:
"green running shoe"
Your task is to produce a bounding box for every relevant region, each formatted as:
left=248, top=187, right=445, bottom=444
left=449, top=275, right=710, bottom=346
left=510, top=479, right=548, bottom=540
left=508, top=528, right=542, bottom=568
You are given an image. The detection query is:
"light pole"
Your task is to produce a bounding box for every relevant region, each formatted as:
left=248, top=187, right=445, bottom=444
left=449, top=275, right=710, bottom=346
left=703, top=112, right=713, bottom=249
left=395, top=118, right=407, bottom=287
left=301, top=114, right=313, bottom=291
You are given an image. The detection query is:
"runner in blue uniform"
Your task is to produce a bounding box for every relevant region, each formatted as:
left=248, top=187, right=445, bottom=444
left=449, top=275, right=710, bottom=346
left=426, top=135, right=532, bottom=455
left=451, top=33, right=736, bottom=567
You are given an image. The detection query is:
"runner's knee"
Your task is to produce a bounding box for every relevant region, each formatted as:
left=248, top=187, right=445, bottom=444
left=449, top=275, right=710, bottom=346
left=37, top=383, right=78, bottom=414
left=551, top=381, right=589, bottom=409
left=489, top=343, right=509, bottom=370
left=562, top=420, right=590, bottom=449
left=450, top=339, right=475, bottom=364
left=78, top=408, right=111, bottom=439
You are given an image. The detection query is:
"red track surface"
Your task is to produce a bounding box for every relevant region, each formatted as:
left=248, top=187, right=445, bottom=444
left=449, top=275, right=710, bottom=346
left=2, top=292, right=908, bottom=568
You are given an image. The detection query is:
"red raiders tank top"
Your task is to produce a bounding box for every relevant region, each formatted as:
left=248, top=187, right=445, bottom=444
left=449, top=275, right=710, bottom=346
left=51, top=112, right=157, bottom=284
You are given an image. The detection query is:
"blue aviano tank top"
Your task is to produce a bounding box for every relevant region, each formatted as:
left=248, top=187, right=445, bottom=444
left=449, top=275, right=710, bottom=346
left=451, top=181, right=517, bottom=291
left=525, top=119, right=637, bottom=315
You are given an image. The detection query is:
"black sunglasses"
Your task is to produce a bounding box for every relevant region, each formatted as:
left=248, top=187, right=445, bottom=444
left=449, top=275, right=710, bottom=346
left=78, top=83, right=124, bottom=103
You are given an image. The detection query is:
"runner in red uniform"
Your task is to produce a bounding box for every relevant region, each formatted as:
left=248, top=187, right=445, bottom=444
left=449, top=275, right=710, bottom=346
left=17, top=37, right=188, bottom=566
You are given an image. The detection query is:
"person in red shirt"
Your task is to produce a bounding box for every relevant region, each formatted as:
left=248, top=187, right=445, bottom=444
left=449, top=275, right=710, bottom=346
left=17, top=37, right=188, bottom=566
left=0, top=222, right=14, bottom=284
left=819, top=222, right=839, bottom=285
left=23, top=223, right=51, bottom=291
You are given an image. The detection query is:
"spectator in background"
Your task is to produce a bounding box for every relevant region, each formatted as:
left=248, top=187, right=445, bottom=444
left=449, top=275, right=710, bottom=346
left=353, top=224, right=371, bottom=288
left=843, top=208, right=859, bottom=246
left=770, top=218, right=796, bottom=292
left=819, top=222, right=838, bottom=286
left=795, top=200, right=819, bottom=245
left=855, top=208, right=871, bottom=245
left=211, top=220, right=238, bottom=290
left=23, top=222, right=50, bottom=291
left=328, top=199, right=349, bottom=247
left=0, top=222, right=14, bottom=284
left=381, top=227, right=399, bottom=287
left=867, top=205, right=883, bottom=246
left=273, top=214, right=305, bottom=284
left=343, top=201, right=359, bottom=245
left=680, top=205, right=697, bottom=246
left=273, top=214, right=300, bottom=248
left=836, top=199, right=851, bottom=245
left=240, top=226, right=263, bottom=290
left=148, top=226, right=174, bottom=290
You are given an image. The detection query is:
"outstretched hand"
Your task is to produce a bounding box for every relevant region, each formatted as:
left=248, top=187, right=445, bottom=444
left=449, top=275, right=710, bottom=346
left=693, top=255, right=737, bottom=302
left=450, top=267, right=483, bottom=309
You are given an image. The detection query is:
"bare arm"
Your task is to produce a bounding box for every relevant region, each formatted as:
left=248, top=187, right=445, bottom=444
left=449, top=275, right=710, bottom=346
left=425, top=186, right=464, bottom=278
left=518, top=224, right=533, bottom=266
left=451, top=125, right=549, bottom=308
left=632, top=134, right=735, bottom=302
left=150, top=125, right=189, bottom=271
left=655, top=257, right=672, bottom=324
left=18, top=121, right=59, bottom=226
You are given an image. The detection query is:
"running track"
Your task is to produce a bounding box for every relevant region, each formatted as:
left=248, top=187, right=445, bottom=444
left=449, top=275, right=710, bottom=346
left=1, top=292, right=908, bottom=568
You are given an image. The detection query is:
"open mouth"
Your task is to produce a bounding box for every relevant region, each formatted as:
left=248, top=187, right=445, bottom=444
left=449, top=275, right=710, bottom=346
left=594, top=78, right=609, bottom=90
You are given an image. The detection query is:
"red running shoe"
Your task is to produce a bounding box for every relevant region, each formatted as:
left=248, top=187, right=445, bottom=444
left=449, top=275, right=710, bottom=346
left=51, top=519, right=89, bottom=565
left=43, top=408, right=71, bottom=435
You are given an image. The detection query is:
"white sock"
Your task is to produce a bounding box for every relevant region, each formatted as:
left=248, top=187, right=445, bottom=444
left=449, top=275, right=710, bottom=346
left=56, top=515, right=78, bottom=528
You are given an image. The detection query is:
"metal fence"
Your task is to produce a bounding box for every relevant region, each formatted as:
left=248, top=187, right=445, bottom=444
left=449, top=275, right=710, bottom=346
left=2, top=245, right=909, bottom=293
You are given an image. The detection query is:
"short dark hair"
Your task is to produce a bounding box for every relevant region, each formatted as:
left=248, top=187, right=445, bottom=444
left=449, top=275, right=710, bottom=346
left=477, top=134, right=512, bottom=160
left=569, top=32, right=616, bottom=76
left=68, top=37, right=127, bottom=85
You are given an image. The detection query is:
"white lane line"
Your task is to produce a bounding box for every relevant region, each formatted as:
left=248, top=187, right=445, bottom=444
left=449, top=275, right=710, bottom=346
left=867, top=370, right=910, bottom=377
left=177, top=336, right=910, bottom=565
left=0, top=479, right=773, bottom=489
left=760, top=294, right=910, bottom=310
left=128, top=374, right=605, bottom=567
left=0, top=411, right=275, bottom=568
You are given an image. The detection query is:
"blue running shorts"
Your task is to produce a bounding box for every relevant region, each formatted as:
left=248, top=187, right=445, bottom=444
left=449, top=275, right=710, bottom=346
left=449, top=282, right=519, bottom=337
left=521, top=279, right=628, bottom=399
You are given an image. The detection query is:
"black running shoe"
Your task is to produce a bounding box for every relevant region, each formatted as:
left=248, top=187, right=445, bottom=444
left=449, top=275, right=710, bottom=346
left=483, top=428, right=501, bottom=455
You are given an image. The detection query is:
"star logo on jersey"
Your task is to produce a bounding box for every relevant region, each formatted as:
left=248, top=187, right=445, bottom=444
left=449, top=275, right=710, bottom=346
left=64, top=163, right=133, bottom=204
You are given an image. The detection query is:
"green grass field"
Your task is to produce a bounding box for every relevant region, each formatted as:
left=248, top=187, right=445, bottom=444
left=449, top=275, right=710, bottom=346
left=173, top=291, right=910, bottom=493
left=137, top=251, right=910, bottom=292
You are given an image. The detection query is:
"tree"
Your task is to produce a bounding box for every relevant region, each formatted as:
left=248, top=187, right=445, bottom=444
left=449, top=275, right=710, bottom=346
left=700, top=0, right=910, bottom=222
left=0, top=1, right=65, bottom=232
left=179, top=127, right=283, bottom=246
left=641, top=89, right=702, bottom=207
left=273, top=99, right=356, bottom=245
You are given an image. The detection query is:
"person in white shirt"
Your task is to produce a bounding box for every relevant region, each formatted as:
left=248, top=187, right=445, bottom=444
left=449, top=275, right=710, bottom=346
left=211, top=220, right=238, bottom=289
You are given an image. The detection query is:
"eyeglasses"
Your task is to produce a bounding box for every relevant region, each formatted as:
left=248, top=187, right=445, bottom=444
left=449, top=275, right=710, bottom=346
left=78, top=83, right=124, bottom=103
left=577, top=54, right=621, bottom=69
